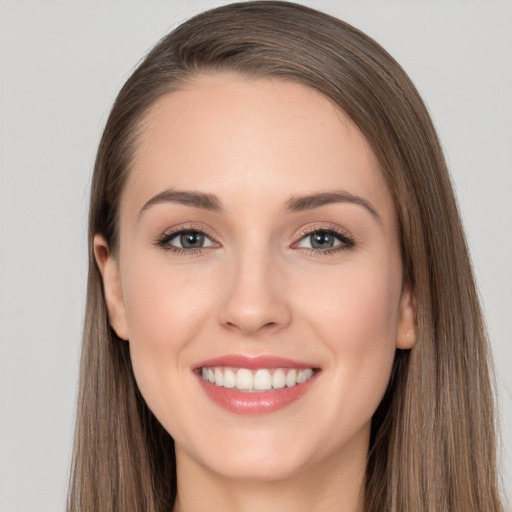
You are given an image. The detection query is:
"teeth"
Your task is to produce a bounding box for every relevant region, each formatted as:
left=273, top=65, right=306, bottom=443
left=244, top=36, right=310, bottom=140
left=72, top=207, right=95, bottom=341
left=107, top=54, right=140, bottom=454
left=236, top=369, right=253, bottom=390
left=223, top=369, right=236, bottom=388
left=297, top=368, right=313, bottom=383
left=254, top=369, right=272, bottom=390
left=214, top=368, right=224, bottom=387
left=272, top=369, right=286, bottom=389
left=200, top=366, right=315, bottom=391
left=286, top=369, right=297, bottom=387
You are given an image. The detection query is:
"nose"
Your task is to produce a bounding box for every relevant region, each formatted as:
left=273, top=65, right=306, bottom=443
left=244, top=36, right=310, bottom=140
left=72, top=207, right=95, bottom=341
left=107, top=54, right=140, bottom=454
left=217, top=248, right=292, bottom=336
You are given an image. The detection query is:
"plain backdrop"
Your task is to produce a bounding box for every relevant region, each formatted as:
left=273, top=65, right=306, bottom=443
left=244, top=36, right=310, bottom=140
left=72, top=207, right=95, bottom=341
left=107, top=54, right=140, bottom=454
left=0, top=1, right=511, bottom=510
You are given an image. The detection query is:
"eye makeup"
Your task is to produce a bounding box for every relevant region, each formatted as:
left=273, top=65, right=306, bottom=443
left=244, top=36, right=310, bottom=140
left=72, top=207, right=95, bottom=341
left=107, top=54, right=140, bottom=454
left=154, top=224, right=219, bottom=256
left=153, top=222, right=356, bottom=257
left=292, top=224, right=356, bottom=256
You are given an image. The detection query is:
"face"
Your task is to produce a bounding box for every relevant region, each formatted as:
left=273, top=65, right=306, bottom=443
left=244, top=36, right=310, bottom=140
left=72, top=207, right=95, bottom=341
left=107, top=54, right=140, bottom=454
left=96, top=73, right=416, bottom=482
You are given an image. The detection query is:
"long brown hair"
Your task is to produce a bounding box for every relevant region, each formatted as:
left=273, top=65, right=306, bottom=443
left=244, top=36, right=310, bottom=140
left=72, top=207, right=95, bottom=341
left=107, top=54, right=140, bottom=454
left=67, top=2, right=504, bottom=511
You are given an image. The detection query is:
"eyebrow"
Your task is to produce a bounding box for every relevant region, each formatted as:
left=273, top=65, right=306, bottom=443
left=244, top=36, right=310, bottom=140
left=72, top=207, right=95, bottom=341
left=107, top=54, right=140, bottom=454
left=138, top=188, right=380, bottom=222
left=284, top=191, right=381, bottom=221
left=139, top=189, right=223, bottom=218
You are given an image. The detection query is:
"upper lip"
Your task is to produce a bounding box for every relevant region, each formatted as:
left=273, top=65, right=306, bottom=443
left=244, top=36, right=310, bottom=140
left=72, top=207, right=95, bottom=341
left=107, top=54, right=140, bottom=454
left=194, top=354, right=320, bottom=370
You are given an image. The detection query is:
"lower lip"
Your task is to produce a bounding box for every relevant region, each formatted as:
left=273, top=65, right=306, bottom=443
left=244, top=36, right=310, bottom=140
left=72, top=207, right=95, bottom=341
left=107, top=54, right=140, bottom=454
left=197, top=372, right=320, bottom=415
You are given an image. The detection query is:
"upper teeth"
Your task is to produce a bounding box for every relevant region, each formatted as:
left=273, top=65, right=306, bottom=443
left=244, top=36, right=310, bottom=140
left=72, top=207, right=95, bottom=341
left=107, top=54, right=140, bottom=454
left=201, top=367, right=314, bottom=391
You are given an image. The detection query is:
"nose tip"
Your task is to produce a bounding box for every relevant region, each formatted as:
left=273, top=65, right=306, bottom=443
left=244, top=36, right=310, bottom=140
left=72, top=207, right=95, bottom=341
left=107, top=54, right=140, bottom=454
left=220, top=294, right=291, bottom=336
left=217, top=255, right=292, bottom=337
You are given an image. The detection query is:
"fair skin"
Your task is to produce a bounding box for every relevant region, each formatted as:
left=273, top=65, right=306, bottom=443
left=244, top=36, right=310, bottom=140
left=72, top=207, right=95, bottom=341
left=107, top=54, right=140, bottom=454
left=94, top=73, right=416, bottom=512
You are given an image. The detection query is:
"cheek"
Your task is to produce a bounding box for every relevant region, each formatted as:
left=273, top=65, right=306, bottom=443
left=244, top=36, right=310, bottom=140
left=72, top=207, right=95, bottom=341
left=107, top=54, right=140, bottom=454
left=119, top=253, right=219, bottom=408
left=302, top=253, right=400, bottom=338
left=123, top=252, right=217, bottom=345
left=299, top=259, right=401, bottom=417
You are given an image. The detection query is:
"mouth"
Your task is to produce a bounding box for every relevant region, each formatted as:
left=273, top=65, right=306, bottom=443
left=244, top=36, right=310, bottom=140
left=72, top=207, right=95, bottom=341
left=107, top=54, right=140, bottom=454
left=194, top=355, right=321, bottom=414
left=199, top=366, right=316, bottom=392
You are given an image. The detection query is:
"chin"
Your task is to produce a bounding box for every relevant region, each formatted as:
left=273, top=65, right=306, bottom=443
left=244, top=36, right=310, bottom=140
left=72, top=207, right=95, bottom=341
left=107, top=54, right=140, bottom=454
left=202, top=448, right=311, bottom=482
left=174, top=421, right=321, bottom=482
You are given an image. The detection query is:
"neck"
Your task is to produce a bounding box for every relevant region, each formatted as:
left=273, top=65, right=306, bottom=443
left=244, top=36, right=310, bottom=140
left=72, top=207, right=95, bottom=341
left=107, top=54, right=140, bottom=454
left=172, top=431, right=368, bottom=512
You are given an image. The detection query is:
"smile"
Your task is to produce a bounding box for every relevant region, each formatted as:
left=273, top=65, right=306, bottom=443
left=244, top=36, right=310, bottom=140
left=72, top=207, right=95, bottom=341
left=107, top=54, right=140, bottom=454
left=195, top=355, right=321, bottom=415
left=200, top=367, right=315, bottom=392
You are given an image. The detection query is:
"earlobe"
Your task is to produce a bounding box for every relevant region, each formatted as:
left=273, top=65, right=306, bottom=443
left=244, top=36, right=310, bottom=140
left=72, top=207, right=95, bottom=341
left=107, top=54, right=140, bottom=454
left=396, top=288, right=417, bottom=349
left=93, top=234, right=129, bottom=340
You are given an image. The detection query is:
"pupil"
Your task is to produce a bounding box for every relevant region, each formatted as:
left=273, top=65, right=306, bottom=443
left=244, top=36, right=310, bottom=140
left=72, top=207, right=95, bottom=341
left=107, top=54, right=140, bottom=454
left=181, top=232, right=204, bottom=248
left=311, top=231, right=334, bottom=249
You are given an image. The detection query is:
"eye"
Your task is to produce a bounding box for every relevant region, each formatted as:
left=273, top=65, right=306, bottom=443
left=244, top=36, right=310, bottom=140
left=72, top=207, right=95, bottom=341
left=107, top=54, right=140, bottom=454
left=294, top=228, right=355, bottom=253
left=156, top=228, right=217, bottom=252
left=171, top=231, right=214, bottom=249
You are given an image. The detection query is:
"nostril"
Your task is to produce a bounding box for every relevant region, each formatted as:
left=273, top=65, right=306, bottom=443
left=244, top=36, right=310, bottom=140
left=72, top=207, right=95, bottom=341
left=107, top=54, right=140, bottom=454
left=223, top=320, right=281, bottom=335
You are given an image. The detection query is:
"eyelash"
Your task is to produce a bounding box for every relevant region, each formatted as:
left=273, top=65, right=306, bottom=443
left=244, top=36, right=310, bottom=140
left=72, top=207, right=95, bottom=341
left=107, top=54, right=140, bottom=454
left=154, top=225, right=215, bottom=256
left=294, top=225, right=355, bottom=256
left=154, top=224, right=356, bottom=257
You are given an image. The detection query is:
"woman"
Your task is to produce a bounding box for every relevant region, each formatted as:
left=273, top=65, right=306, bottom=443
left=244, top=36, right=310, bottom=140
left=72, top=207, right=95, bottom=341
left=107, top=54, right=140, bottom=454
left=67, top=2, right=504, bottom=511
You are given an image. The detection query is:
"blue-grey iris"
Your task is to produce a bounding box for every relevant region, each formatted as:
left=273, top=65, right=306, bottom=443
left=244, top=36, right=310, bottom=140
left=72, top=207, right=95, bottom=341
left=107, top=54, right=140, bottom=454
left=181, top=232, right=205, bottom=248
left=311, top=231, right=335, bottom=249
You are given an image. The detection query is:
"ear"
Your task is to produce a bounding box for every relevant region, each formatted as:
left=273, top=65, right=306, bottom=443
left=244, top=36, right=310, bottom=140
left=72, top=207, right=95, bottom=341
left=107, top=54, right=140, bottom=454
left=93, top=234, right=129, bottom=340
left=396, top=287, right=417, bottom=349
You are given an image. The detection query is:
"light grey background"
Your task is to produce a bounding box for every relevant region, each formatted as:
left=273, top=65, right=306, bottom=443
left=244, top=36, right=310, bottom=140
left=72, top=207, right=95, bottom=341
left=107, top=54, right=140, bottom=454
left=1, top=1, right=510, bottom=510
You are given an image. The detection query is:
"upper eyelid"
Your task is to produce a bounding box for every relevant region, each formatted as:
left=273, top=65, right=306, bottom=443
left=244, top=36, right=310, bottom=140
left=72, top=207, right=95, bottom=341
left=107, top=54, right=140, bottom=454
left=294, top=223, right=353, bottom=241
left=160, top=224, right=349, bottom=239
left=161, top=224, right=218, bottom=240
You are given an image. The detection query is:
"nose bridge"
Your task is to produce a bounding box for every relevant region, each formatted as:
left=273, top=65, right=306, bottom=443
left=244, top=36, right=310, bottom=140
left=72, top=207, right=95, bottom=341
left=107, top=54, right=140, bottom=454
left=218, top=241, right=291, bottom=335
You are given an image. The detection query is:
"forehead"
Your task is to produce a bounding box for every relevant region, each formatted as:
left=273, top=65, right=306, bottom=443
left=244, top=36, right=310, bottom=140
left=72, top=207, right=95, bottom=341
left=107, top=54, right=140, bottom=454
left=121, top=73, right=394, bottom=223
